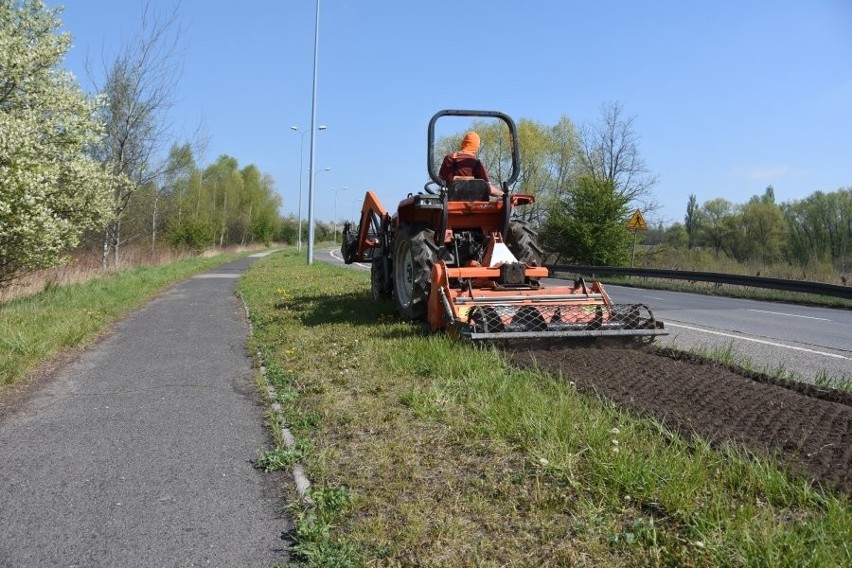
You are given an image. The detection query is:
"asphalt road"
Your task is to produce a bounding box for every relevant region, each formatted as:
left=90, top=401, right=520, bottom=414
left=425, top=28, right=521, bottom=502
left=322, top=246, right=852, bottom=383
left=0, top=254, right=289, bottom=567
left=609, top=285, right=852, bottom=383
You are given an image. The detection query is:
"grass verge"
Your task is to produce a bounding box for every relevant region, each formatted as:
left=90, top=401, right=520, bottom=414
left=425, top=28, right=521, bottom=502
left=0, top=250, right=254, bottom=390
left=240, top=251, right=851, bottom=567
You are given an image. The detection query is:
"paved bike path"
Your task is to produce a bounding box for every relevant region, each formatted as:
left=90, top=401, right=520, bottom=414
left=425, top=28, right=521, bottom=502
left=0, top=255, right=289, bottom=567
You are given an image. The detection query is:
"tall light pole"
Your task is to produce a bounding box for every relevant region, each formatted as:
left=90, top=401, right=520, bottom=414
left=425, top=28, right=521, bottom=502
left=290, top=125, right=326, bottom=252
left=332, top=186, right=347, bottom=244
left=306, top=0, right=321, bottom=264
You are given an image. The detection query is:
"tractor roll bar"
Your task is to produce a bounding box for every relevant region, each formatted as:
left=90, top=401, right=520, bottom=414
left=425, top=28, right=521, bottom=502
left=427, top=109, right=521, bottom=188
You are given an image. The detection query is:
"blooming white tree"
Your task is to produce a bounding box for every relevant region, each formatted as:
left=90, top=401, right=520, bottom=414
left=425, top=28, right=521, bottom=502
left=0, top=0, right=117, bottom=287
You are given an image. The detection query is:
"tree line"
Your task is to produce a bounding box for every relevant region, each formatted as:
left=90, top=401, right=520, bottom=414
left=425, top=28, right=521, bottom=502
left=104, top=143, right=345, bottom=256
left=106, top=146, right=287, bottom=253
left=652, top=186, right=851, bottom=274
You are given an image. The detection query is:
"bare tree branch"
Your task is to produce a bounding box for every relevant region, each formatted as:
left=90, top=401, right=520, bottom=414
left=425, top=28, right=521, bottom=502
left=94, top=1, right=185, bottom=267
left=578, top=101, right=659, bottom=212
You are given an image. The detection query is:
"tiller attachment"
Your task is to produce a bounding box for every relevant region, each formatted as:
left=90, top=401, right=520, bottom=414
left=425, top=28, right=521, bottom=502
left=428, top=260, right=665, bottom=340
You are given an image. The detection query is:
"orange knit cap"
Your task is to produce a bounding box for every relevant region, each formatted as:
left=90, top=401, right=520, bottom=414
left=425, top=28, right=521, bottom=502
left=459, top=131, right=480, bottom=155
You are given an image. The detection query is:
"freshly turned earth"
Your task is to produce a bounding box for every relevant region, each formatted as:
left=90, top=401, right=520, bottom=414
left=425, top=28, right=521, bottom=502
left=503, top=340, right=852, bottom=494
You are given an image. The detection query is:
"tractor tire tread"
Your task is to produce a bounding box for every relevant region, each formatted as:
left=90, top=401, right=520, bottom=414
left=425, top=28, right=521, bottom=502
left=507, top=219, right=545, bottom=266
left=393, top=225, right=437, bottom=321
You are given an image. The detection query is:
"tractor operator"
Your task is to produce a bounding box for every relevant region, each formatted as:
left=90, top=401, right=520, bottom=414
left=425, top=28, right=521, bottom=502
left=439, top=131, right=504, bottom=197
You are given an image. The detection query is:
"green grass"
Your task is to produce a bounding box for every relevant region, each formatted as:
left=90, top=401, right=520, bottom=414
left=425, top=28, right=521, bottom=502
left=0, top=250, right=253, bottom=389
left=240, top=250, right=852, bottom=568
left=815, top=371, right=852, bottom=392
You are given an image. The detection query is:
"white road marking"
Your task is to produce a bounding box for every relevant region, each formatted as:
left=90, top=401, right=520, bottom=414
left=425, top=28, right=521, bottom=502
left=665, top=322, right=849, bottom=360
left=748, top=309, right=831, bottom=321
left=328, top=248, right=369, bottom=270
left=606, top=285, right=665, bottom=302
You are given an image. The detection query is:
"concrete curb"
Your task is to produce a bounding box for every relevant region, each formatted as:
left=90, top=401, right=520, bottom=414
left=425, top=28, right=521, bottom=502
left=240, top=296, right=314, bottom=506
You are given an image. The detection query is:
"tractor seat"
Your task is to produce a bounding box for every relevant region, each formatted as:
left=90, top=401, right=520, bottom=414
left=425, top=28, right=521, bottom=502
left=447, top=177, right=490, bottom=201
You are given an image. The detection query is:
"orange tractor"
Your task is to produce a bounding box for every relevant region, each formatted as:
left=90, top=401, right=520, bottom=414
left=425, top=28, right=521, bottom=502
left=341, top=109, right=665, bottom=340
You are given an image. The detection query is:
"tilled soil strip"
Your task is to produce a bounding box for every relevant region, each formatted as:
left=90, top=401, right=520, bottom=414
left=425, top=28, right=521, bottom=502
left=505, top=343, right=852, bottom=494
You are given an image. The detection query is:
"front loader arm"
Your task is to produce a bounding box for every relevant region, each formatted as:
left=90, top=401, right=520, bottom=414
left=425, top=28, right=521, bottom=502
left=342, top=190, right=388, bottom=264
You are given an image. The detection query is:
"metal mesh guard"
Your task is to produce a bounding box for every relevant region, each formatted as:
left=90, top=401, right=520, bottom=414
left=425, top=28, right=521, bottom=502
left=465, top=303, right=662, bottom=335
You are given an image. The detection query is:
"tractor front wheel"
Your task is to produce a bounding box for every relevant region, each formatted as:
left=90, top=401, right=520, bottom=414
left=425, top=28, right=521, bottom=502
left=371, top=256, right=392, bottom=300
left=341, top=229, right=357, bottom=264
left=392, top=225, right=437, bottom=321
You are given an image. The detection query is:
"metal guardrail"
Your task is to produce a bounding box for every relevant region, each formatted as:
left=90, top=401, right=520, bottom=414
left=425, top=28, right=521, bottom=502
left=548, top=264, right=852, bottom=301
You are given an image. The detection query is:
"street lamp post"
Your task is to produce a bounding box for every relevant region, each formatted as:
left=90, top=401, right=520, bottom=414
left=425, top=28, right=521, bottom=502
left=290, top=125, right=326, bottom=252
left=332, top=186, right=347, bottom=244
left=306, top=0, right=321, bottom=264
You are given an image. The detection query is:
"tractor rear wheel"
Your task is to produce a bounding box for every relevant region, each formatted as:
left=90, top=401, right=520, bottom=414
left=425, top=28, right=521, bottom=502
left=392, top=225, right=437, bottom=321
left=507, top=219, right=545, bottom=266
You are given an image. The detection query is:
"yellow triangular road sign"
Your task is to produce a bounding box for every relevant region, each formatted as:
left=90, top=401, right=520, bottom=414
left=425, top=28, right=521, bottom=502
left=626, top=209, right=648, bottom=231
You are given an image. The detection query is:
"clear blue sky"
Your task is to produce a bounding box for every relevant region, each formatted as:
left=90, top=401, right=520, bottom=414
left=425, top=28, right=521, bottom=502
left=56, top=0, right=851, bottom=227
